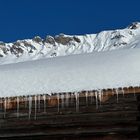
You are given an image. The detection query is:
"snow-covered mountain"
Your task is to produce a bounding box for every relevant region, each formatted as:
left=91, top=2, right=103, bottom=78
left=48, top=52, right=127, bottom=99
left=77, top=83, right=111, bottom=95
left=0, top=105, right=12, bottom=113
left=0, top=22, right=140, bottom=64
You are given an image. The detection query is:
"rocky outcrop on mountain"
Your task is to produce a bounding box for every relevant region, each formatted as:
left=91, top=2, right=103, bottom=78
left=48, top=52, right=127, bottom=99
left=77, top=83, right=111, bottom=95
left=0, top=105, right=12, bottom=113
left=0, top=22, right=140, bottom=65
left=33, top=36, right=42, bottom=43
left=127, top=22, right=140, bottom=30
left=44, top=36, right=55, bottom=45
left=54, top=34, right=81, bottom=45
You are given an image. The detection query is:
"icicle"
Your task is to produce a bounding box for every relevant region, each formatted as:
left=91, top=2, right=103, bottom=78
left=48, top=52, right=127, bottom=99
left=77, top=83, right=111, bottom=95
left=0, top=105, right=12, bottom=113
left=38, top=95, right=41, bottom=112
left=101, top=90, right=104, bottom=101
left=85, top=91, right=88, bottom=106
left=17, top=97, right=20, bottom=118
left=112, top=89, right=114, bottom=95
left=70, top=93, right=74, bottom=106
left=1, top=98, right=3, bottom=109
left=25, top=96, right=28, bottom=109
left=75, top=92, right=79, bottom=113
left=69, top=93, right=72, bottom=106
left=133, top=87, right=136, bottom=98
left=98, top=90, right=102, bottom=105
left=7, top=97, right=10, bottom=109
left=61, top=94, right=65, bottom=109
left=43, top=94, right=46, bottom=113
left=115, top=88, right=119, bottom=103
left=90, top=92, right=94, bottom=104
left=0, top=98, right=2, bottom=109
left=28, top=96, right=32, bottom=120
left=4, top=98, right=7, bottom=118
left=65, top=93, right=69, bottom=107
left=34, top=96, right=37, bottom=120
left=121, top=87, right=125, bottom=97
left=57, top=94, right=60, bottom=113
left=95, top=91, right=98, bottom=109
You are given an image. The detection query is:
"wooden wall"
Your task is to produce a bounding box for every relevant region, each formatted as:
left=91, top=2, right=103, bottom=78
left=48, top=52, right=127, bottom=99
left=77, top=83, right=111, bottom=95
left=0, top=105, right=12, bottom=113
left=0, top=86, right=139, bottom=139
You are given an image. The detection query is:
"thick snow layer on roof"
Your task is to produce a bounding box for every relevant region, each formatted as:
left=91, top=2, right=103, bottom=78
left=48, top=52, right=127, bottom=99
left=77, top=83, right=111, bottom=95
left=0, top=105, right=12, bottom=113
left=0, top=48, right=140, bottom=97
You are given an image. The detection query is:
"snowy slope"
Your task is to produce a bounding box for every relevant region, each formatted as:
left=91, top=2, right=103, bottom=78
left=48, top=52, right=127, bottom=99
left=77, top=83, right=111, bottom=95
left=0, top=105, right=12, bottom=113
left=0, top=22, right=140, bottom=64
left=0, top=48, right=140, bottom=97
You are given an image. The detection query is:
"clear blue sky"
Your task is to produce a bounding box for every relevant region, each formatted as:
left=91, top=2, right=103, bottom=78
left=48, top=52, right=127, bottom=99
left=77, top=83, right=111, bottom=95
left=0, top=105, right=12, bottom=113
left=0, top=0, right=140, bottom=42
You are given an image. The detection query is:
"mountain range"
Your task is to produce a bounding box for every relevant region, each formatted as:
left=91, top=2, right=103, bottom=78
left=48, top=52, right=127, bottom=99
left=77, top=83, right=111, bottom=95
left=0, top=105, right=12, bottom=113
left=0, top=22, right=140, bottom=64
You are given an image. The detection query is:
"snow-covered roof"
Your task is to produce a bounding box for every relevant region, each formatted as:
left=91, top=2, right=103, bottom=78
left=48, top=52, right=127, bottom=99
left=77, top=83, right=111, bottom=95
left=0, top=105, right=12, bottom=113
left=0, top=47, right=140, bottom=97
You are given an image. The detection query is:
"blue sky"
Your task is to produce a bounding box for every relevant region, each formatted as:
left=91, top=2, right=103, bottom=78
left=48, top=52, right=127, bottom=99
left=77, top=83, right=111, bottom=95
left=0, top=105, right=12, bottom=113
left=0, top=0, right=140, bottom=42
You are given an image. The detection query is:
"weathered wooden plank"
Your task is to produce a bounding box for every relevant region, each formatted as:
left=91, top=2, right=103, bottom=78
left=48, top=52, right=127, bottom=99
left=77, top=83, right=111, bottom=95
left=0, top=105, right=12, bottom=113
left=0, top=127, right=138, bottom=140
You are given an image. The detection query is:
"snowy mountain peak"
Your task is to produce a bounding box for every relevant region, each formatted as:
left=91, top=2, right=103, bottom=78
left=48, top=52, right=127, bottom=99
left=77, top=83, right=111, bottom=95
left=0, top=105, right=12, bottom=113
left=0, top=22, right=140, bottom=65
left=127, top=22, right=140, bottom=30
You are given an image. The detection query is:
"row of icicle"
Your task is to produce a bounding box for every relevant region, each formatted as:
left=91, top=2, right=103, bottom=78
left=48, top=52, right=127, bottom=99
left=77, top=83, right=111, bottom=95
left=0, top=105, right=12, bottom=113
left=0, top=87, right=136, bottom=120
